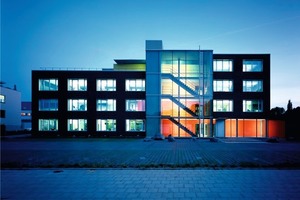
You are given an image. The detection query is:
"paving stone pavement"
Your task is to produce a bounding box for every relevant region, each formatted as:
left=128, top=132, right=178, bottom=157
left=1, top=137, right=300, bottom=168
left=1, top=169, right=300, bottom=200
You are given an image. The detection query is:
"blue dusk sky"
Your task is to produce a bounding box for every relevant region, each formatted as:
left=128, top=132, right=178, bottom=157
left=1, top=0, right=300, bottom=109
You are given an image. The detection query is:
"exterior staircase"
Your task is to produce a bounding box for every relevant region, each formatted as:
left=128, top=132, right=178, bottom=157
left=161, top=94, right=197, bottom=117
left=162, top=115, right=197, bottom=137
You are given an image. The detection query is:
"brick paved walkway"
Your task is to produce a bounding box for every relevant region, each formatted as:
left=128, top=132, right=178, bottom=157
left=1, top=169, right=300, bottom=199
left=1, top=137, right=300, bottom=168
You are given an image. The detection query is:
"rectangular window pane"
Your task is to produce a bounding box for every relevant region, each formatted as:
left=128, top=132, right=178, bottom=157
left=39, top=99, right=58, bottom=111
left=0, top=95, right=5, bottom=103
left=243, top=80, right=263, bottom=92
left=68, top=79, right=87, bottom=91
left=243, top=60, right=263, bottom=72
left=213, top=100, right=233, bottom=112
left=96, top=119, right=116, bottom=131
left=126, top=100, right=145, bottom=111
left=243, top=100, right=263, bottom=112
left=68, top=119, right=87, bottom=131
left=126, top=119, right=145, bottom=131
left=96, top=99, right=116, bottom=111
left=213, top=80, right=233, bottom=92
left=38, top=119, right=58, bottom=131
left=213, top=60, right=233, bottom=72
left=96, top=79, right=116, bottom=91
left=39, top=79, right=58, bottom=91
left=125, top=79, right=145, bottom=91
left=68, top=99, right=87, bottom=111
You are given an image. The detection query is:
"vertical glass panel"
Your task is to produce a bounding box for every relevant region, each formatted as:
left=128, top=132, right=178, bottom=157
left=225, top=119, right=236, bottom=137
left=126, top=119, right=145, bottom=131
left=96, top=99, right=116, bottom=111
left=96, top=119, right=116, bottom=131
left=96, top=79, right=116, bottom=91
left=38, top=119, right=58, bottom=131
left=243, top=100, right=263, bottom=112
left=68, top=99, right=87, bottom=111
left=68, top=119, right=87, bottom=131
left=243, top=60, right=263, bottom=72
left=39, top=79, right=58, bottom=91
left=126, top=100, right=145, bottom=111
left=68, top=79, right=87, bottom=91
left=39, top=99, right=58, bottom=111
left=257, top=119, right=266, bottom=137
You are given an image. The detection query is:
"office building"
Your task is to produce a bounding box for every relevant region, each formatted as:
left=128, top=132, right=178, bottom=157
left=31, top=40, right=284, bottom=138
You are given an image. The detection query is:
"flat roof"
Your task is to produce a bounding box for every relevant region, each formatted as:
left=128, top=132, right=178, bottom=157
left=114, top=59, right=146, bottom=64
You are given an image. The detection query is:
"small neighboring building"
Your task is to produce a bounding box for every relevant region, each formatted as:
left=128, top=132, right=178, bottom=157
left=31, top=40, right=284, bottom=138
left=0, top=85, right=21, bottom=131
left=21, top=102, right=32, bottom=130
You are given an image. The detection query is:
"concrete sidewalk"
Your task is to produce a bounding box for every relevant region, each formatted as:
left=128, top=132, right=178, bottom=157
left=1, top=169, right=300, bottom=200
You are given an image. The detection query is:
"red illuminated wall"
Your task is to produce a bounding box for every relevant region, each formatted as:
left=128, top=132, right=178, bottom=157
left=268, top=120, right=285, bottom=138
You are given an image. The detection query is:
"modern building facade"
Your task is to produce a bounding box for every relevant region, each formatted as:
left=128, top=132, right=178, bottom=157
left=21, top=102, right=32, bottom=130
left=0, top=85, right=22, bottom=131
left=31, top=40, right=283, bottom=138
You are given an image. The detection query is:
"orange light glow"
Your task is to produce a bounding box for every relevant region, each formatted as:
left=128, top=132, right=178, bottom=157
left=268, top=120, right=285, bottom=138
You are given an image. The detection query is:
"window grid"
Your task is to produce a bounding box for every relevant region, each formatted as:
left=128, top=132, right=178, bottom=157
left=213, top=100, right=233, bottom=112
left=243, top=100, right=263, bottom=112
left=39, top=79, right=58, bottom=91
left=96, top=119, right=116, bottom=131
left=38, top=119, right=58, bottom=131
left=96, top=79, right=116, bottom=91
left=126, top=79, right=145, bottom=91
left=68, top=119, right=87, bottom=131
left=243, top=60, right=263, bottom=72
left=126, top=100, right=145, bottom=111
left=96, top=99, right=116, bottom=111
left=243, top=80, right=263, bottom=92
left=68, top=99, right=87, bottom=111
left=213, top=60, right=233, bottom=72
left=39, top=99, right=58, bottom=111
left=68, top=79, right=87, bottom=91
left=126, top=119, right=145, bottom=132
left=213, top=80, right=233, bottom=92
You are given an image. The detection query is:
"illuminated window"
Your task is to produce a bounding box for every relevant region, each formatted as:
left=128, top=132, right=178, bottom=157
left=0, top=95, right=5, bottom=103
left=96, top=79, right=116, bottom=91
left=125, top=79, right=145, bottom=91
left=68, top=99, right=87, bottom=111
left=68, top=119, right=87, bottom=131
left=21, top=112, right=26, bottom=116
left=213, top=100, right=233, bottom=112
left=39, top=79, right=58, bottom=91
left=126, top=100, right=145, bottom=111
left=126, top=119, right=145, bottom=131
left=96, top=119, right=116, bottom=131
left=243, top=100, right=263, bottom=112
left=243, top=80, right=263, bottom=92
left=243, top=60, right=263, bottom=72
left=96, top=99, right=116, bottom=111
left=38, top=119, right=58, bottom=131
left=39, top=99, right=58, bottom=111
left=213, top=59, right=233, bottom=72
left=67, top=79, right=87, bottom=91
left=213, top=80, right=233, bottom=92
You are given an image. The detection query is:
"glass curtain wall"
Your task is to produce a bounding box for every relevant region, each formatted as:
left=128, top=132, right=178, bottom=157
left=161, top=50, right=213, bottom=137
